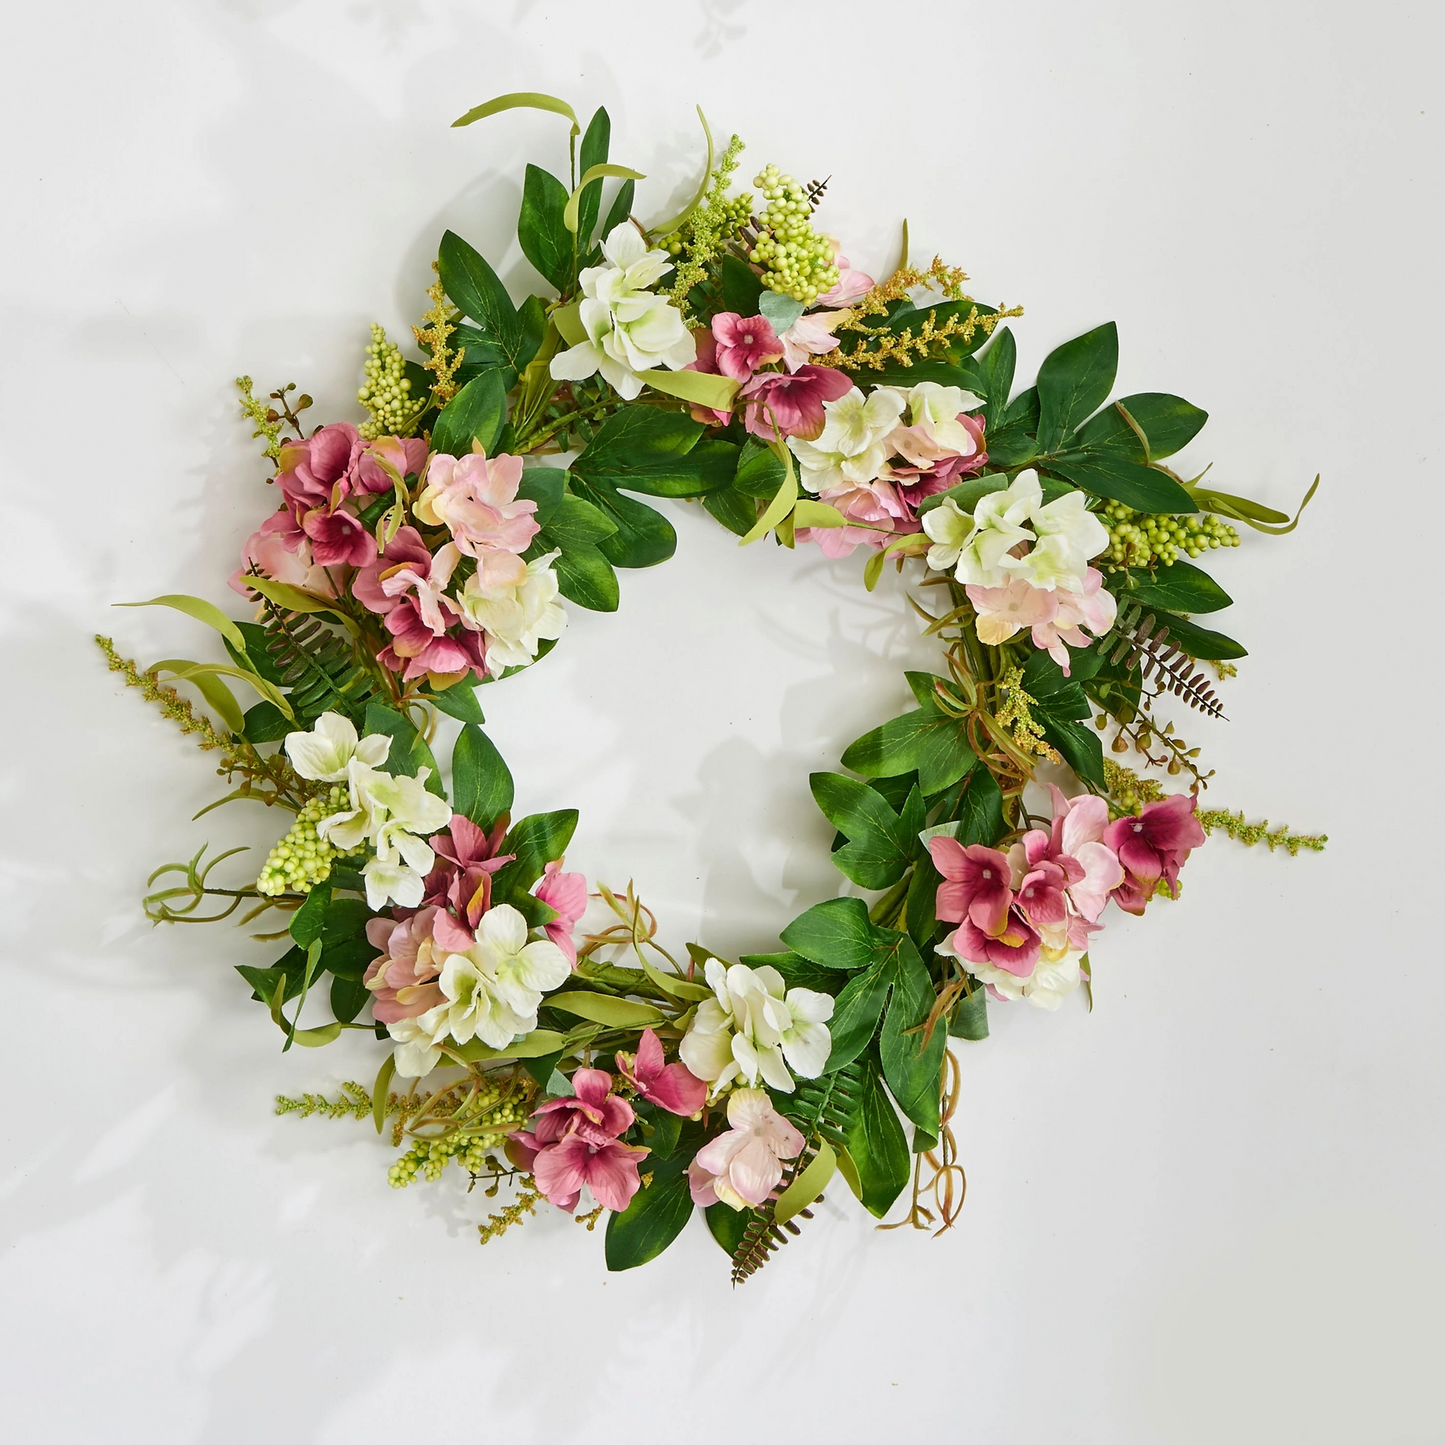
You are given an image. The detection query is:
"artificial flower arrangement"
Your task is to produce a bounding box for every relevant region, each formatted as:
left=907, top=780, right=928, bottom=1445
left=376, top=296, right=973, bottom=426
left=102, top=94, right=1324, bottom=1280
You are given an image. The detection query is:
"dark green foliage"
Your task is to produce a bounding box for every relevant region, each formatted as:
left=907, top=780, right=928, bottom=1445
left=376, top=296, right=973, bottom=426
left=1119, top=558, right=1233, bottom=614
left=431, top=369, right=507, bottom=456
left=451, top=723, right=514, bottom=830
left=517, top=163, right=571, bottom=292
left=363, top=703, right=444, bottom=796
left=846, top=1058, right=912, bottom=1218
left=841, top=672, right=977, bottom=795
left=605, top=1145, right=695, bottom=1271
left=256, top=600, right=379, bottom=728
left=810, top=772, right=923, bottom=890
left=529, top=491, right=620, bottom=611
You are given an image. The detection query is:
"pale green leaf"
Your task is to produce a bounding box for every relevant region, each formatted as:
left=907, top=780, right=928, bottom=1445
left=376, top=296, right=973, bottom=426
left=564, top=164, right=645, bottom=233
left=773, top=1138, right=837, bottom=1225
left=452, top=92, right=579, bottom=135
left=545, top=992, right=667, bottom=1028
left=116, top=594, right=246, bottom=652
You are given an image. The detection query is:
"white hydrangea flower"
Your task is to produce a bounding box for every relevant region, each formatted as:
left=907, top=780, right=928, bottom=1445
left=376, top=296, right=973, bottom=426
left=451, top=551, right=566, bottom=673
left=549, top=223, right=695, bottom=400
left=788, top=385, right=906, bottom=492
left=679, top=960, right=835, bottom=1095
left=284, top=712, right=390, bottom=782
left=886, top=380, right=986, bottom=463
left=388, top=904, right=571, bottom=1077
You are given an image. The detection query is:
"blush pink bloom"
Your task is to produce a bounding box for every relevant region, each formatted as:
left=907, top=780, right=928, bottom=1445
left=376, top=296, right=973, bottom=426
left=778, top=310, right=848, bottom=372
left=277, top=423, right=363, bottom=510
left=616, top=1029, right=707, bottom=1117
left=738, top=364, right=853, bottom=440
left=1104, top=793, right=1206, bottom=914
left=710, top=312, right=784, bottom=380
left=927, top=839, right=1015, bottom=936
left=891, top=408, right=987, bottom=471
left=302, top=505, right=377, bottom=568
left=687, top=1088, right=804, bottom=1209
left=353, top=436, right=429, bottom=494
left=509, top=1069, right=648, bottom=1213
left=798, top=479, right=910, bottom=558
left=1009, top=786, right=1124, bottom=925
left=230, top=507, right=337, bottom=599
left=533, top=859, right=587, bottom=967
left=363, top=907, right=445, bottom=1023
left=1029, top=568, right=1118, bottom=673
left=966, top=576, right=1059, bottom=646
left=416, top=451, right=538, bottom=559
left=817, top=248, right=874, bottom=307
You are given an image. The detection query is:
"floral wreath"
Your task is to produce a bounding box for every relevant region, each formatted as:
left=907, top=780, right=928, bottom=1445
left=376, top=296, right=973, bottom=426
left=102, top=94, right=1324, bottom=1280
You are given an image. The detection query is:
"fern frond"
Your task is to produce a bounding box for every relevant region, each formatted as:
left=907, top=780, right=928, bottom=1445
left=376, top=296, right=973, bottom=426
left=730, top=1061, right=865, bottom=1285
left=259, top=600, right=379, bottom=726
left=1098, top=602, right=1225, bottom=719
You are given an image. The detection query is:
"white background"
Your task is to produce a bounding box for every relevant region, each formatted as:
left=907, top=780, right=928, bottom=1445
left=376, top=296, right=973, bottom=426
left=2, top=2, right=1441, bottom=1441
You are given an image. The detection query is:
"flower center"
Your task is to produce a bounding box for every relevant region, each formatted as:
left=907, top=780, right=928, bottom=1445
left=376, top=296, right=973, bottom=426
left=1133, top=822, right=1143, bottom=833
left=743, top=332, right=755, bottom=344
left=982, top=869, right=992, bottom=880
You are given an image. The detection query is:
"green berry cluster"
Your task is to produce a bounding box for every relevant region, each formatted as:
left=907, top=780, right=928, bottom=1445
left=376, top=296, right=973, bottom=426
left=661, top=192, right=753, bottom=258
left=255, top=786, right=358, bottom=897
left=1099, top=500, right=1240, bottom=568
left=387, top=1092, right=527, bottom=1188
left=356, top=323, right=413, bottom=440
left=746, top=165, right=839, bottom=303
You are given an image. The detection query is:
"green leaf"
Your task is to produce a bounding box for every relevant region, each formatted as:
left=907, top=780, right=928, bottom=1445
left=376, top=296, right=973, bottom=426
left=329, top=974, right=370, bottom=1024
left=451, top=723, right=514, bottom=830
left=534, top=493, right=620, bottom=612
left=1075, top=392, right=1209, bottom=461
left=241, top=700, right=291, bottom=744
left=744, top=951, right=847, bottom=996
left=571, top=409, right=734, bottom=497
left=939, top=764, right=1006, bottom=847
left=570, top=480, right=677, bottom=569
left=780, top=896, right=877, bottom=971
left=490, top=809, right=579, bottom=899
left=451, top=92, right=579, bottom=134
left=372, top=1053, right=396, bottom=1133
left=810, top=772, right=913, bottom=891
left=437, top=230, right=521, bottom=365
left=702, top=484, right=757, bottom=536
left=721, top=253, right=764, bottom=314
left=363, top=703, right=444, bottom=795
left=905, top=851, right=939, bottom=949
left=515, top=467, right=566, bottom=526
left=826, top=966, right=895, bottom=1070
left=914, top=471, right=1008, bottom=520
left=846, top=1060, right=912, bottom=1218
left=1044, top=452, right=1196, bottom=513
left=116, top=594, right=246, bottom=653
left=1040, top=717, right=1107, bottom=790
left=288, top=884, right=330, bottom=948
left=773, top=1138, right=836, bottom=1225
left=706, top=1201, right=753, bottom=1255
left=841, top=694, right=977, bottom=796
left=639, top=368, right=739, bottom=411
left=547, top=992, right=666, bottom=1028
left=949, top=987, right=990, bottom=1040
left=1020, top=650, right=1091, bottom=722
left=424, top=680, right=485, bottom=725
left=228, top=622, right=285, bottom=685
left=650, top=105, right=714, bottom=236
left=575, top=106, right=610, bottom=244
left=732, top=436, right=786, bottom=498
left=554, top=545, right=619, bottom=612
left=430, top=368, right=507, bottom=457
left=1121, top=558, right=1233, bottom=614
left=518, top=164, right=571, bottom=292
left=598, top=179, right=635, bottom=245
left=878, top=937, right=946, bottom=1136
left=1035, top=321, right=1118, bottom=453
left=1141, top=608, right=1248, bottom=661
left=972, top=326, right=1017, bottom=426
left=564, top=164, right=645, bottom=234
left=758, top=289, right=805, bottom=333
left=447, top=1029, right=567, bottom=1063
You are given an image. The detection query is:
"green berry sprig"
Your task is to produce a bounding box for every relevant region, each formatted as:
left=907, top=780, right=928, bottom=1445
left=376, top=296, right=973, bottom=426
left=255, top=786, right=360, bottom=897
left=747, top=164, right=839, bottom=304
left=1099, top=500, right=1240, bottom=569
left=387, top=1087, right=527, bottom=1187
left=357, top=323, right=413, bottom=440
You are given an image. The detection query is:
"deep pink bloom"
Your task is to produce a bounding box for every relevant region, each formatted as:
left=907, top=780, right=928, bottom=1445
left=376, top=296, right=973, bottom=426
left=353, top=436, right=429, bottom=494
left=302, top=505, right=376, bottom=568
left=534, top=859, right=587, bottom=966
left=709, top=312, right=784, bottom=380
left=616, top=1029, right=706, bottom=1117
left=363, top=907, right=444, bottom=1023
left=509, top=1069, right=648, bottom=1213
left=927, top=838, right=1014, bottom=936
left=947, top=911, right=1042, bottom=975
left=277, top=423, right=363, bottom=510
left=1014, top=859, right=1071, bottom=928
left=1104, top=794, right=1206, bottom=915
left=417, top=813, right=515, bottom=951
left=353, top=526, right=433, bottom=616
left=739, top=365, right=853, bottom=440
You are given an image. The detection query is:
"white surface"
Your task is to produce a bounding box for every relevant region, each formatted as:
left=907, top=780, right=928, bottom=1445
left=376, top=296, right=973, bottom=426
left=2, top=2, right=1441, bottom=1441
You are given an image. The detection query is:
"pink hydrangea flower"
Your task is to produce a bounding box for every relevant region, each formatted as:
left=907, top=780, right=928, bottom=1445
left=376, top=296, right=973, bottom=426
left=927, top=836, right=1041, bottom=975
left=509, top=1069, right=648, bottom=1213
left=230, top=506, right=337, bottom=599
left=363, top=907, right=445, bottom=1023
left=302, top=505, right=377, bottom=568
left=778, top=310, right=848, bottom=372
left=417, top=813, right=516, bottom=951
left=352, top=436, right=429, bottom=495
left=966, top=576, right=1059, bottom=647
left=738, top=364, right=853, bottom=440
left=1009, top=786, right=1125, bottom=926
left=414, top=451, right=538, bottom=559
left=687, top=1088, right=804, bottom=1209
left=277, top=423, right=363, bottom=510
left=1029, top=568, right=1118, bottom=673
left=709, top=312, right=784, bottom=380
left=616, top=1029, right=706, bottom=1117
left=798, top=478, right=910, bottom=558
left=533, top=859, right=587, bottom=967
left=1104, top=794, right=1206, bottom=914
